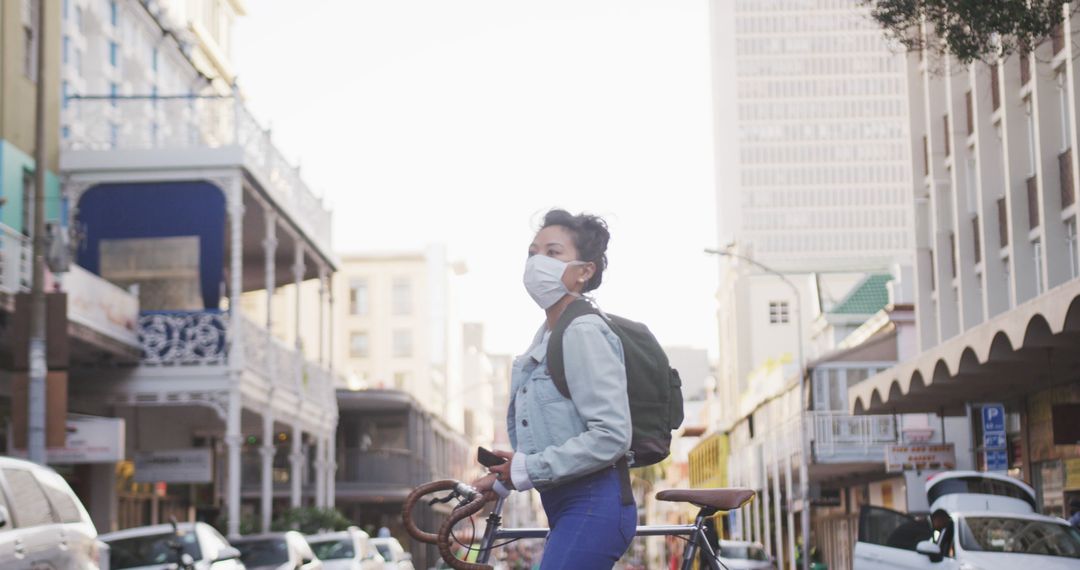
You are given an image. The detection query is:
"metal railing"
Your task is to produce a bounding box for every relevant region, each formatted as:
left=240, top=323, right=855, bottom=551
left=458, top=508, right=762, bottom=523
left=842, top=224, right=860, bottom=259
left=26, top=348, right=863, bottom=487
left=139, top=310, right=338, bottom=408
left=810, top=411, right=896, bottom=461
left=337, top=448, right=434, bottom=489
left=0, top=224, right=31, bottom=294
left=64, top=95, right=333, bottom=253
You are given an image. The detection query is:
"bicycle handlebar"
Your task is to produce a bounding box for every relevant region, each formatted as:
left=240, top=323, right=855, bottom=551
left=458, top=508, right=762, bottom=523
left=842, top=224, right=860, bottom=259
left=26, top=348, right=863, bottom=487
left=401, top=479, right=496, bottom=570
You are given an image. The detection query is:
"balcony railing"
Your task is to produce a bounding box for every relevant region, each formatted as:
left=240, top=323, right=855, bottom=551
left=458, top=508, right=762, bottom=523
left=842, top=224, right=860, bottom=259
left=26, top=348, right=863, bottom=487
left=137, top=310, right=337, bottom=408
left=64, top=95, right=332, bottom=254
left=810, top=411, right=897, bottom=463
left=0, top=224, right=31, bottom=294
left=337, top=448, right=434, bottom=489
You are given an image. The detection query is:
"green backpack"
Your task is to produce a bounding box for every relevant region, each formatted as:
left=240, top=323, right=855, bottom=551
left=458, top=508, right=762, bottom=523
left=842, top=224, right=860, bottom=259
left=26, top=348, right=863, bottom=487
left=546, top=298, right=685, bottom=467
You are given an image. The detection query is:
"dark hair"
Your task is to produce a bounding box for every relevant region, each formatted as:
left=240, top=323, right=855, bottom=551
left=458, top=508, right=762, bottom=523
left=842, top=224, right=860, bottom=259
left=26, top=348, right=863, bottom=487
left=540, top=209, right=610, bottom=292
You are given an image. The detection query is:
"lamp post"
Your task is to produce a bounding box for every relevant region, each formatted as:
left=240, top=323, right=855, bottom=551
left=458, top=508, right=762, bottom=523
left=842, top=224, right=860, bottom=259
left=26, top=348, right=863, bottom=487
left=706, top=245, right=810, bottom=570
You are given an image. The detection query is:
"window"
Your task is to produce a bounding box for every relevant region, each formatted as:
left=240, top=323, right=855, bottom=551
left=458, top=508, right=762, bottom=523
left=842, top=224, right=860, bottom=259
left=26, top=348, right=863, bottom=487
left=2, top=469, right=55, bottom=527
left=21, top=170, right=35, bottom=238
left=62, top=35, right=70, bottom=65
left=349, top=332, right=369, bottom=358
left=62, top=80, right=69, bottom=109
left=349, top=280, right=368, bottom=316
left=151, top=48, right=159, bottom=72
left=768, top=301, right=789, bottom=324
left=393, top=371, right=409, bottom=391
left=110, top=82, right=119, bottom=106
left=1034, top=239, right=1045, bottom=294
left=1026, top=97, right=1037, bottom=175
left=109, top=41, right=119, bottom=67
left=392, top=278, right=412, bottom=316
left=38, top=477, right=82, bottom=523
left=109, top=0, right=118, bottom=27
left=1059, top=71, right=1071, bottom=152
left=857, top=506, right=932, bottom=551
left=1067, top=218, right=1078, bottom=279
left=23, top=0, right=38, bottom=80
left=392, top=329, right=413, bottom=357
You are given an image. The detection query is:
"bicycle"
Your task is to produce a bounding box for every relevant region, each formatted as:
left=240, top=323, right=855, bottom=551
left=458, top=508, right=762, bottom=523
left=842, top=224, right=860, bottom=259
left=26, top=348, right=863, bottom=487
left=402, top=477, right=755, bottom=570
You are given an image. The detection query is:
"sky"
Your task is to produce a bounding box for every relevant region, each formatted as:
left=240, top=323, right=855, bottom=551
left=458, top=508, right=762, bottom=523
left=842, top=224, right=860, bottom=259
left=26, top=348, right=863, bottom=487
left=233, top=0, right=720, bottom=358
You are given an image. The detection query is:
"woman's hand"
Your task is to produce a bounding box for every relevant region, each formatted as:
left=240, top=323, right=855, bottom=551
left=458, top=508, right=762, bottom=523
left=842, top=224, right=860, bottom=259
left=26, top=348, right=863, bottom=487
left=487, top=449, right=515, bottom=489
left=471, top=472, right=498, bottom=494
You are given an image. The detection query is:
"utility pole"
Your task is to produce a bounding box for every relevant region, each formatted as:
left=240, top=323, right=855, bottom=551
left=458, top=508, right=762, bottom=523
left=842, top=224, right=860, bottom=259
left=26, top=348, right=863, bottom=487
left=28, top=0, right=50, bottom=465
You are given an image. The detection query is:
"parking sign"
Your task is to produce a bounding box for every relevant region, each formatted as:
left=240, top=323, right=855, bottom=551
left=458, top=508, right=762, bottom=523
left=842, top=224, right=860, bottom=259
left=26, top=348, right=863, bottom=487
left=981, top=404, right=1006, bottom=435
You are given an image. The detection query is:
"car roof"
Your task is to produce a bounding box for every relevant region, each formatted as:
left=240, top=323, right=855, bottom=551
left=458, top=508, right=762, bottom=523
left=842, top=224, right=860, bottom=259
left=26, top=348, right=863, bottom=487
left=926, top=471, right=1036, bottom=497
left=101, top=523, right=201, bottom=541
left=953, top=511, right=1069, bottom=524
left=0, top=456, right=48, bottom=469
left=232, top=532, right=300, bottom=542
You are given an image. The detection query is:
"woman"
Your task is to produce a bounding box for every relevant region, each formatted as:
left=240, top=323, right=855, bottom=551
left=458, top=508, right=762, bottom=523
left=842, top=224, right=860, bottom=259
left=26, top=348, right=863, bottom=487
left=473, top=209, right=635, bottom=569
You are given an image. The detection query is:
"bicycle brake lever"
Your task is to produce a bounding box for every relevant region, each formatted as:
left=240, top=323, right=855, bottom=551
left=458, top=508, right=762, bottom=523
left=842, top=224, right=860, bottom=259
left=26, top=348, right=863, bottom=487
left=428, top=492, right=457, bottom=506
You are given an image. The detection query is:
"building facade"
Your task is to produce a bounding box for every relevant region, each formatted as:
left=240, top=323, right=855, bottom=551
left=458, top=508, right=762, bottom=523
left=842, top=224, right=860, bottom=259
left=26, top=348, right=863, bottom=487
left=8, top=0, right=345, bottom=540
left=850, top=9, right=1080, bottom=519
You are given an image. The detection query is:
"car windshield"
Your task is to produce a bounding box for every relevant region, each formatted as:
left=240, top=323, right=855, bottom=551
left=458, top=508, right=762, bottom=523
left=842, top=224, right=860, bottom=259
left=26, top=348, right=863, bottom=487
left=722, top=545, right=768, bottom=561
left=374, top=543, right=393, bottom=560
left=236, top=539, right=290, bottom=566
left=310, top=538, right=354, bottom=560
left=959, top=516, right=1080, bottom=558
left=107, top=531, right=202, bottom=570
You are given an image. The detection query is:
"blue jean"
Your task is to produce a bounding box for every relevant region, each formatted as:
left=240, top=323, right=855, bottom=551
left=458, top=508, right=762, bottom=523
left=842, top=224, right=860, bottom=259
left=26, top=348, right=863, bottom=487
left=538, top=466, right=636, bottom=569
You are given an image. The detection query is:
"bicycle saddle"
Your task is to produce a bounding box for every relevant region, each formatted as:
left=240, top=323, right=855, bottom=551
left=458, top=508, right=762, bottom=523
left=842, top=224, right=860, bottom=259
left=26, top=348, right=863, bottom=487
left=655, top=488, right=755, bottom=511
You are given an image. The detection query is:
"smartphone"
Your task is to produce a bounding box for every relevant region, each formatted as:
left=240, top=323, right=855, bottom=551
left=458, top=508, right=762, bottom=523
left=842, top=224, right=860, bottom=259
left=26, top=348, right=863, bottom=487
left=477, top=446, right=508, bottom=467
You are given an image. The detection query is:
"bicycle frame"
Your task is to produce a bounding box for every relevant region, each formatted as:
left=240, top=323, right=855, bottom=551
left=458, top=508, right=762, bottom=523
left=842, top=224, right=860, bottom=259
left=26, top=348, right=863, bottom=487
left=472, top=495, right=726, bottom=570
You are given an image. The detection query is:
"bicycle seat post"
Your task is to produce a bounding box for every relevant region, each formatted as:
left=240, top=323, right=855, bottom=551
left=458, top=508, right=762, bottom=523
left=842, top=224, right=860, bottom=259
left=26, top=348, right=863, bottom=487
left=680, top=506, right=718, bottom=570
left=475, top=495, right=507, bottom=564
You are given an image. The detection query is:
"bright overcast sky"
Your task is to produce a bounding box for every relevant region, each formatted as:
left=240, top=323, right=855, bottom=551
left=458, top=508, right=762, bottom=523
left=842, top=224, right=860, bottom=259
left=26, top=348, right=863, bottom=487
left=234, top=0, right=720, bottom=358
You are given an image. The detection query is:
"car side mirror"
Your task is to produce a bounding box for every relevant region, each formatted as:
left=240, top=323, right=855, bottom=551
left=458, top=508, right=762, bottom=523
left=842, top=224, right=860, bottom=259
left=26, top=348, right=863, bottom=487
left=916, top=540, right=943, bottom=562
left=214, top=546, right=241, bottom=563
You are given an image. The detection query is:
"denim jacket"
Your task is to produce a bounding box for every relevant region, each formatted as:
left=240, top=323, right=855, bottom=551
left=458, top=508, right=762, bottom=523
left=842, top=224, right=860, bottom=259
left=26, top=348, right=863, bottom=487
left=506, top=314, right=631, bottom=490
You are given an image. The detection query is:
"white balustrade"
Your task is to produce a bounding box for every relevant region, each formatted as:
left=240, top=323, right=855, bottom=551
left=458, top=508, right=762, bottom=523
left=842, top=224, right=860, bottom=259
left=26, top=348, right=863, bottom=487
left=0, top=224, right=31, bottom=294
left=64, top=96, right=333, bottom=254
left=810, top=411, right=897, bottom=460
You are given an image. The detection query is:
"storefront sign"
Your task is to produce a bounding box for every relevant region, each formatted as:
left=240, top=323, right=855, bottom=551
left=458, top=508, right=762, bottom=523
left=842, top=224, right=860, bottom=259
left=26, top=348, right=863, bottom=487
left=885, top=443, right=956, bottom=472
left=65, top=264, right=139, bottom=347
left=10, top=414, right=125, bottom=464
left=135, top=449, right=213, bottom=483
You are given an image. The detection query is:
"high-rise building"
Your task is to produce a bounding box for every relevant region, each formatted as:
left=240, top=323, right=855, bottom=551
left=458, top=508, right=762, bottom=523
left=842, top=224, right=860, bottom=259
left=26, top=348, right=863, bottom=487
left=712, top=0, right=914, bottom=272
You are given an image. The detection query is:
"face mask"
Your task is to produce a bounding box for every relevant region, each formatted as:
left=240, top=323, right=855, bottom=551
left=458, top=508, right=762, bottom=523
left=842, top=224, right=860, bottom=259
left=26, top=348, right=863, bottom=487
left=523, top=255, right=582, bottom=309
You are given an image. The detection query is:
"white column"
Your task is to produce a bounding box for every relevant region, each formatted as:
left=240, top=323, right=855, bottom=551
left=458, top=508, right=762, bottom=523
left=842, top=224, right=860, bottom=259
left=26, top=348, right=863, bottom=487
left=261, top=211, right=277, bottom=533
left=771, top=435, right=785, bottom=570
left=760, top=443, right=771, bottom=558
left=293, top=244, right=305, bottom=355
left=314, top=435, right=327, bottom=508
left=260, top=413, right=275, bottom=533
left=318, top=267, right=327, bottom=366
left=785, top=450, right=796, bottom=570
left=225, top=176, right=244, bottom=539
left=290, top=425, right=303, bottom=508
left=326, top=427, right=336, bottom=508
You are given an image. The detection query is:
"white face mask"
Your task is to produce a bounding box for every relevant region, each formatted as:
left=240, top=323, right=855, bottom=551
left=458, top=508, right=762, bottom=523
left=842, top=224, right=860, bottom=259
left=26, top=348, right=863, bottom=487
left=523, top=255, right=582, bottom=309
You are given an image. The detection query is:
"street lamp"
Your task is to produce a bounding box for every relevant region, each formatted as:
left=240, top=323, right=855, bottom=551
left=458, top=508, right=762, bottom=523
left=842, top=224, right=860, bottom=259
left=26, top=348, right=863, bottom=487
left=705, top=245, right=810, bottom=570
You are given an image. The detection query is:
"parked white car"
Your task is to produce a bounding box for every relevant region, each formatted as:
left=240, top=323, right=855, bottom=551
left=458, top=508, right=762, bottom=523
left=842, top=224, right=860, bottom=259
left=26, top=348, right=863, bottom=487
left=854, top=471, right=1080, bottom=569
left=307, top=527, right=385, bottom=570
left=855, top=508, right=1080, bottom=569
left=0, top=456, right=101, bottom=569
left=368, top=537, right=414, bottom=570
left=101, top=521, right=244, bottom=570
left=233, top=531, right=321, bottom=570
left=717, top=540, right=775, bottom=569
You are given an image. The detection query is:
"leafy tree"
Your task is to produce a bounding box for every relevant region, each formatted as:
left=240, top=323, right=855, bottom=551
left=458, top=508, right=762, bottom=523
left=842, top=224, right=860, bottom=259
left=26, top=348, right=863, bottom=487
left=864, top=0, right=1076, bottom=64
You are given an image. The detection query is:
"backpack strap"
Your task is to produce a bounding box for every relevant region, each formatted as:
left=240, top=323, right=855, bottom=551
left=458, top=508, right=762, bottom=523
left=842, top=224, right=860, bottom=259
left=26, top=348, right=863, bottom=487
left=546, top=297, right=600, bottom=399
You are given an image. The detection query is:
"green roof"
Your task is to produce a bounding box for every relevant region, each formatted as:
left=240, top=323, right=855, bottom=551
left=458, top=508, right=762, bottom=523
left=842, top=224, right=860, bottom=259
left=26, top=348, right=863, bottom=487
left=830, top=274, right=893, bottom=315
